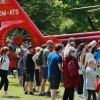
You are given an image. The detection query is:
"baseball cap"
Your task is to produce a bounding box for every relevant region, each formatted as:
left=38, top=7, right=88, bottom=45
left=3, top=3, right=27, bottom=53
left=27, top=45, right=34, bottom=49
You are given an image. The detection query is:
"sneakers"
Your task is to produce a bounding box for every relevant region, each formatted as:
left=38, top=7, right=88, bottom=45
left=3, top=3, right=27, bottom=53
left=24, top=91, right=34, bottom=95
left=45, top=92, right=51, bottom=96
left=24, top=91, right=28, bottom=94
left=84, top=97, right=88, bottom=100
left=33, top=88, right=38, bottom=92
left=4, top=94, right=9, bottom=97
left=78, top=94, right=85, bottom=99
left=18, top=84, right=23, bottom=86
left=56, top=90, right=60, bottom=94
left=29, top=92, right=34, bottom=95
left=43, top=93, right=46, bottom=96
left=39, top=93, right=45, bottom=96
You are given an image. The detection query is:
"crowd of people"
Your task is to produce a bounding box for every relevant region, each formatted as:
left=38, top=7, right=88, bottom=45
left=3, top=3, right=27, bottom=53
left=0, top=37, right=100, bottom=100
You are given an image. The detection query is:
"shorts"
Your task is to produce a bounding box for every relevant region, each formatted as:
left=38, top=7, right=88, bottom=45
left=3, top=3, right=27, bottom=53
left=49, top=78, right=60, bottom=89
left=41, top=67, right=48, bottom=79
left=18, top=69, right=22, bottom=77
left=26, top=73, right=34, bottom=82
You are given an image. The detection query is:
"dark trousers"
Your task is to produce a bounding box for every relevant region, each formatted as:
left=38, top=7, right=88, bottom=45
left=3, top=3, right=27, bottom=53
left=0, top=70, right=9, bottom=91
left=63, top=87, right=74, bottom=100
left=77, top=75, right=83, bottom=94
left=87, top=89, right=96, bottom=100
left=35, top=69, right=40, bottom=86
left=23, top=74, right=26, bottom=91
left=9, top=68, right=14, bottom=75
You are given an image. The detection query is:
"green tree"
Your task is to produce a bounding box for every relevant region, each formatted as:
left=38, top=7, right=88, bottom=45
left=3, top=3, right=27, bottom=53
left=17, top=0, right=63, bottom=35
left=60, top=0, right=100, bottom=33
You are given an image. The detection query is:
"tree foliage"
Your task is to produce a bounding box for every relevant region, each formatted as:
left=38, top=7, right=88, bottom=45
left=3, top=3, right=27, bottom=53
left=17, top=0, right=100, bottom=35
left=17, top=0, right=63, bottom=35
left=61, top=0, right=100, bottom=33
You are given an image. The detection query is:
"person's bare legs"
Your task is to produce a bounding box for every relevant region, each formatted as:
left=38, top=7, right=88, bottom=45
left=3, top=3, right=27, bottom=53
left=43, top=85, right=45, bottom=93
left=45, top=82, right=51, bottom=96
left=29, top=82, right=33, bottom=92
left=40, top=79, right=47, bottom=94
left=37, top=86, right=40, bottom=92
left=25, top=82, right=29, bottom=92
left=18, top=77, right=22, bottom=85
left=5, top=91, right=7, bottom=95
left=51, top=89, right=57, bottom=100
left=47, top=82, right=50, bottom=92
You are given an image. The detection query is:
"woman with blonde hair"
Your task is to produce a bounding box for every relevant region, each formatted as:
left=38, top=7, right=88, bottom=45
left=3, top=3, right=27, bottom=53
left=85, top=44, right=95, bottom=63
left=63, top=47, right=80, bottom=100
left=0, top=46, right=10, bottom=97
left=83, top=43, right=95, bottom=99
left=32, top=47, right=42, bottom=92
left=90, top=40, right=97, bottom=54
left=86, top=59, right=97, bottom=100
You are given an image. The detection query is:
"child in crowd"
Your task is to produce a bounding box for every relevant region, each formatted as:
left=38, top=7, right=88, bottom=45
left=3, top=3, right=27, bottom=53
left=86, top=59, right=98, bottom=100
left=96, top=59, right=100, bottom=77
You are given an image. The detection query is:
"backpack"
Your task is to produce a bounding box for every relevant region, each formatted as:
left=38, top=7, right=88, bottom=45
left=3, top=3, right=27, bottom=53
left=17, top=58, right=23, bottom=69
left=35, top=49, right=43, bottom=66
left=0, top=56, right=5, bottom=63
left=0, top=56, right=5, bottom=66
left=68, top=59, right=78, bottom=76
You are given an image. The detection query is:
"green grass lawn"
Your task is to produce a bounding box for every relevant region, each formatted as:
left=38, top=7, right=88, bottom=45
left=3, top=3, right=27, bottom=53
left=0, top=75, right=83, bottom=100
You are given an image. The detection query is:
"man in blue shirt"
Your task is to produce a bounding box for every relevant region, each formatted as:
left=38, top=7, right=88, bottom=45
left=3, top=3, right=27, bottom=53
left=94, top=40, right=100, bottom=63
left=48, top=44, right=63, bottom=100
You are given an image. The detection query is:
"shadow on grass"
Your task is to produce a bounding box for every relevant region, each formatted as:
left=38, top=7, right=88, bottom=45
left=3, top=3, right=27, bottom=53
left=44, top=95, right=62, bottom=98
left=34, top=94, right=62, bottom=99
left=9, top=83, right=20, bottom=87
left=2, top=96, right=21, bottom=99
left=9, top=83, right=23, bottom=87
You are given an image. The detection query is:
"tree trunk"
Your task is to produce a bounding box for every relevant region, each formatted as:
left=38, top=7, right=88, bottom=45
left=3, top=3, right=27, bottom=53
left=87, top=16, right=98, bottom=31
